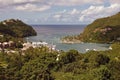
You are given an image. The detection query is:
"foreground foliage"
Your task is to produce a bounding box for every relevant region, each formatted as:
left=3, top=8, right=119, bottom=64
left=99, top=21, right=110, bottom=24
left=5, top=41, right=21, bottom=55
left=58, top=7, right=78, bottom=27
left=0, top=43, right=120, bottom=80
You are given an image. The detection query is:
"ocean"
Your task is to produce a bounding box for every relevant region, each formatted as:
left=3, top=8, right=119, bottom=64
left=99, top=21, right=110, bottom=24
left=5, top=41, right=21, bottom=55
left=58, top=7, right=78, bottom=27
left=27, top=25, right=110, bottom=53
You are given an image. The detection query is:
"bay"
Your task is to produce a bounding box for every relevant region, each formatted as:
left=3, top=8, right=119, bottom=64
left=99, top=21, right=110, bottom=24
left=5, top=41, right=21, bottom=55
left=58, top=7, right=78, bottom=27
left=27, top=25, right=110, bottom=53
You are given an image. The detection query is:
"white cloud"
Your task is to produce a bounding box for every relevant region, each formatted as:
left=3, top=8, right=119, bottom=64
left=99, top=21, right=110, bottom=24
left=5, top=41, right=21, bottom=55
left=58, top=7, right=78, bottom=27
left=0, top=0, right=50, bottom=12
left=53, top=14, right=62, bottom=21
left=53, top=14, right=61, bottom=19
left=57, top=9, right=67, bottom=14
left=15, top=4, right=51, bottom=11
left=70, top=9, right=79, bottom=15
left=0, top=0, right=104, bottom=7
left=13, top=0, right=28, bottom=3
left=79, top=3, right=120, bottom=22
left=0, top=0, right=120, bottom=24
left=0, top=0, right=37, bottom=4
left=0, top=0, right=105, bottom=12
left=52, top=9, right=80, bottom=23
left=79, top=16, right=85, bottom=22
left=50, top=0, right=104, bottom=6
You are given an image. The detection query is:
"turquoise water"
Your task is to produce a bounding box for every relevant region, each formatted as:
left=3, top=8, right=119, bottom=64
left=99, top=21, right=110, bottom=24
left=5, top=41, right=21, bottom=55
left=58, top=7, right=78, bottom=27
left=27, top=25, right=110, bottom=53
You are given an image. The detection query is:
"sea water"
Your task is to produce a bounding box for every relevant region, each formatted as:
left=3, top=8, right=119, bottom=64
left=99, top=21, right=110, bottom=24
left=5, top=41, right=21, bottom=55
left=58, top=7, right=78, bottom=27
left=27, top=25, right=110, bottom=53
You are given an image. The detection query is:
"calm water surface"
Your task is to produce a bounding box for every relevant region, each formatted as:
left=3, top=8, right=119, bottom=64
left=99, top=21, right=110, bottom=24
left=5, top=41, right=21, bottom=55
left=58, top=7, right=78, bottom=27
left=27, top=25, right=110, bottom=53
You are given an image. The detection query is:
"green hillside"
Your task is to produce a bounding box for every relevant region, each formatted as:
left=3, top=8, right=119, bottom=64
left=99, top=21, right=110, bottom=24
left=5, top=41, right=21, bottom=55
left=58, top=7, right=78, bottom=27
left=0, top=19, right=37, bottom=38
left=81, top=12, right=120, bottom=43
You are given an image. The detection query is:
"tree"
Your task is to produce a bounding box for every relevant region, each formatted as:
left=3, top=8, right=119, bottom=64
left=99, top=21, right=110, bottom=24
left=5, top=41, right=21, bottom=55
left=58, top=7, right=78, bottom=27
left=59, top=49, right=79, bottom=64
left=108, top=60, right=120, bottom=80
left=92, top=66, right=111, bottom=80
left=95, top=54, right=110, bottom=66
left=20, top=53, right=56, bottom=80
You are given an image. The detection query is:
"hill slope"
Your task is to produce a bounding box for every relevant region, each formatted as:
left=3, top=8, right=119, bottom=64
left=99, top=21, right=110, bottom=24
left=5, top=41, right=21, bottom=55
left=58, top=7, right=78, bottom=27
left=81, top=12, right=120, bottom=43
left=0, top=19, right=37, bottom=38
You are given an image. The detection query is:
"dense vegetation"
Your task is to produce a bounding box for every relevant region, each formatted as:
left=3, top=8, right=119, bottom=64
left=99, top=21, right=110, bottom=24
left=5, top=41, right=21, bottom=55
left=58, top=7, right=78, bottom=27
left=61, top=34, right=82, bottom=43
left=0, top=42, right=120, bottom=80
left=81, top=12, right=120, bottom=43
left=62, top=12, right=120, bottom=43
left=0, top=19, right=36, bottom=39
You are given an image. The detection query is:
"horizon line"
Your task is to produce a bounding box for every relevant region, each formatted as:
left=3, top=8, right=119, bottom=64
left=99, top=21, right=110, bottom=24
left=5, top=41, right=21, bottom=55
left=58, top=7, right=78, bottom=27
left=30, top=24, right=88, bottom=26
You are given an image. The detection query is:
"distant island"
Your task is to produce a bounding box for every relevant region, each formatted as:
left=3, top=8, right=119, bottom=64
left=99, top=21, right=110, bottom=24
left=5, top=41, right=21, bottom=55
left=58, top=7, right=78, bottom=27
left=62, top=12, right=120, bottom=43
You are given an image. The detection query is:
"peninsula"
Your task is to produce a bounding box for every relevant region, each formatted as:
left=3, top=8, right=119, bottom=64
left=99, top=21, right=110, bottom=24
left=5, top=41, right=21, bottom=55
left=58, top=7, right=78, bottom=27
left=0, top=19, right=37, bottom=52
left=62, top=12, right=120, bottom=43
left=0, top=19, right=36, bottom=39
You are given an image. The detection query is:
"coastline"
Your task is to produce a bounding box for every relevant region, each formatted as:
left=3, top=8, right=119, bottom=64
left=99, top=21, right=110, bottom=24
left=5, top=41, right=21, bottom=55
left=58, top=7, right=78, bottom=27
left=60, top=39, right=82, bottom=44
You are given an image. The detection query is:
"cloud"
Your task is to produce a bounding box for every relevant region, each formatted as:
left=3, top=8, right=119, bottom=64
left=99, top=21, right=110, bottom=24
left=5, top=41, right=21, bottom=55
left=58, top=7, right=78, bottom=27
left=79, top=3, right=120, bottom=22
left=0, top=0, right=120, bottom=24
left=50, top=0, right=104, bottom=6
left=0, top=0, right=37, bottom=5
left=53, top=14, right=62, bottom=21
left=0, top=0, right=49, bottom=11
left=13, top=0, right=28, bottom=3
left=109, top=0, right=120, bottom=4
left=15, top=4, right=51, bottom=11
left=70, top=9, right=80, bottom=15
left=0, top=0, right=104, bottom=8
left=53, top=14, right=61, bottom=19
left=52, top=3, right=120, bottom=23
left=0, top=0, right=105, bottom=12
left=52, top=9, right=80, bottom=23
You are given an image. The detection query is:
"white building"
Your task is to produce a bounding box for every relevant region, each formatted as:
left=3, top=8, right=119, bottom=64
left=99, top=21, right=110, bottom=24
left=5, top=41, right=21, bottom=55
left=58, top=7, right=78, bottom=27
left=32, top=42, right=48, bottom=48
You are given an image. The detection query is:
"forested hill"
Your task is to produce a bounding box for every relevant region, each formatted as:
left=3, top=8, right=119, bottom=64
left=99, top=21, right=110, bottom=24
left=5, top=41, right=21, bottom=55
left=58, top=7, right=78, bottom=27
left=81, top=12, right=120, bottom=43
left=0, top=19, right=37, bottom=38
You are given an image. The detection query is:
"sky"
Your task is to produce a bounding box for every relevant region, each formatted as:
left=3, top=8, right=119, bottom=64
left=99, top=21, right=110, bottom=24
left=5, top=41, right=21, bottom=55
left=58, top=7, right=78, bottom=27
left=0, top=0, right=120, bottom=25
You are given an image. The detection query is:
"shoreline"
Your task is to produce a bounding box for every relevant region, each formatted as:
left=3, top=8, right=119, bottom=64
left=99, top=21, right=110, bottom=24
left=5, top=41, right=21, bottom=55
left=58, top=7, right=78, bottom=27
left=60, top=40, right=83, bottom=44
